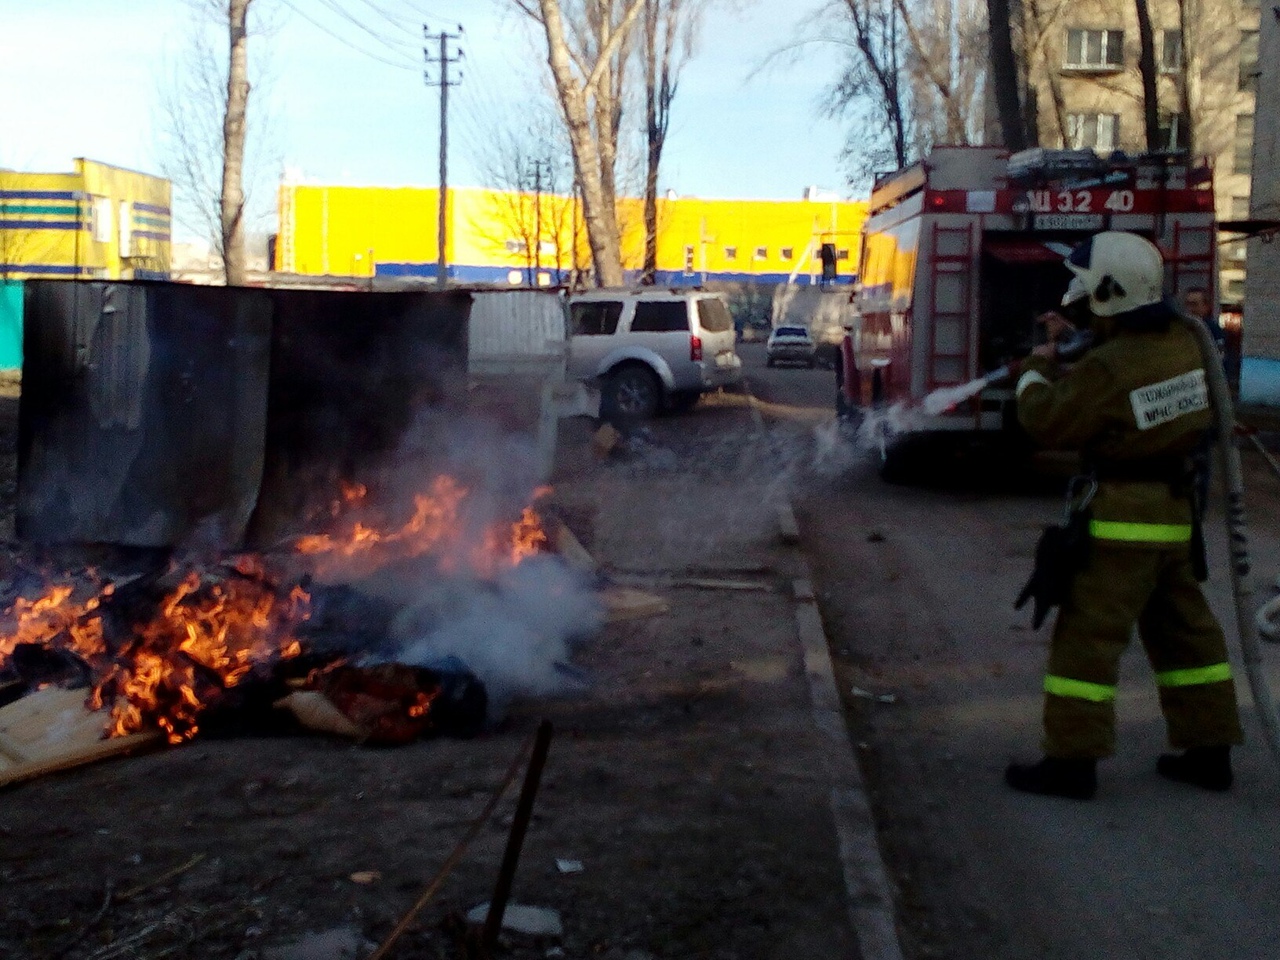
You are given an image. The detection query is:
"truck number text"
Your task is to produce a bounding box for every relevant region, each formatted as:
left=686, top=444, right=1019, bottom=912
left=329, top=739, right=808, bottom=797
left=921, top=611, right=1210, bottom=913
left=1027, top=189, right=1135, bottom=214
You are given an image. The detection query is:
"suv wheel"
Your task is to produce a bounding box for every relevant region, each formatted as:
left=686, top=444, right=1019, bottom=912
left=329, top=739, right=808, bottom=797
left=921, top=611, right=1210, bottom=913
left=602, top=364, right=662, bottom=421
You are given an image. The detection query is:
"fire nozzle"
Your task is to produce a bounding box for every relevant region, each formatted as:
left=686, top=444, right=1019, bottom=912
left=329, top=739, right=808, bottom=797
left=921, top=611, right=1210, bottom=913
left=985, top=329, right=1097, bottom=386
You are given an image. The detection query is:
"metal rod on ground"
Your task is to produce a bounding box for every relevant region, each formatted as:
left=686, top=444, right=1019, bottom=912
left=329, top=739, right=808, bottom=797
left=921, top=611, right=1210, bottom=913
left=482, top=719, right=554, bottom=953
left=365, top=729, right=537, bottom=960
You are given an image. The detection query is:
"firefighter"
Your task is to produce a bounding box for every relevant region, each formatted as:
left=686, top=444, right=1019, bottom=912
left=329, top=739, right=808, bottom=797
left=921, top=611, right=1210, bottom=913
left=1006, top=231, right=1244, bottom=800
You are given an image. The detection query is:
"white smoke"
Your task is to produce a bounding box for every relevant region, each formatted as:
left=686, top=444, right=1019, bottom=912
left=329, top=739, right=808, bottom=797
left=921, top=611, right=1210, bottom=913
left=301, top=407, right=605, bottom=711
left=388, top=556, right=602, bottom=709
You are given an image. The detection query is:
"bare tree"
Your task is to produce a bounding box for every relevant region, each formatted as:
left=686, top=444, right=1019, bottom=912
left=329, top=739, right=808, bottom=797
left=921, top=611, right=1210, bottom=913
left=640, top=0, right=701, bottom=283
left=466, top=107, right=581, bottom=285
left=818, top=0, right=910, bottom=178
left=987, top=0, right=1028, bottom=150
left=514, top=0, right=647, bottom=287
left=156, top=0, right=273, bottom=283
left=1133, top=0, right=1161, bottom=150
left=222, top=0, right=252, bottom=286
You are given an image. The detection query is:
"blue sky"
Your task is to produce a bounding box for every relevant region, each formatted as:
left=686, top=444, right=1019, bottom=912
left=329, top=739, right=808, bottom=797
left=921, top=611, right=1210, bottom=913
left=0, top=0, right=852, bottom=239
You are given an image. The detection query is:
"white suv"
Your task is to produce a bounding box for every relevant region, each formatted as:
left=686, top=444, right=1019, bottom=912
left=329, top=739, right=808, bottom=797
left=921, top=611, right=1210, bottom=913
left=567, top=289, right=743, bottom=419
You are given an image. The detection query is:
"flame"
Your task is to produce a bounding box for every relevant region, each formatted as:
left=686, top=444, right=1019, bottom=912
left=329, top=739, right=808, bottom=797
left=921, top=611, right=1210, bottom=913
left=294, top=474, right=549, bottom=578
left=0, top=582, right=112, bottom=665
left=0, top=476, right=549, bottom=744
left=91, top=569, right=311, bottom=744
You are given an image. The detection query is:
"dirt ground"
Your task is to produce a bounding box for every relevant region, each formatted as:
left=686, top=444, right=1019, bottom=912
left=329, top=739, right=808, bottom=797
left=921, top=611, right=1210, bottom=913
left=0, top=389, right=859, bottom=960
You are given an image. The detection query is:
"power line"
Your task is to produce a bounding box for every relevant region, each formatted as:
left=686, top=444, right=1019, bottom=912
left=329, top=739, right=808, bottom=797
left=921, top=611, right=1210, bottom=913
left=348, top=0, right=430, bottom=33
left=277, top=0, right=420, bottom=69
left=311, top=0, right=422, bottom=56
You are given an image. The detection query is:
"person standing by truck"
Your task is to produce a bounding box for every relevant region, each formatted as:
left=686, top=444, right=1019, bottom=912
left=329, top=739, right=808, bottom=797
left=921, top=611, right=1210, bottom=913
left=1005, top=231, right=1244, bottom=801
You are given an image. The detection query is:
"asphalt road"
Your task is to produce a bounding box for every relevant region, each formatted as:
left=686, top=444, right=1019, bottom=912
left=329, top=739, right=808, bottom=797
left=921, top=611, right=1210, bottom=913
left=734, top=343, right=1280, bottom=960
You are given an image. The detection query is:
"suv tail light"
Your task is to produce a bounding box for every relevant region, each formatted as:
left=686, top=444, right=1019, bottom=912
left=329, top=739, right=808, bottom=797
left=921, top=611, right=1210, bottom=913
left=690, top=335, right=703, bottom=362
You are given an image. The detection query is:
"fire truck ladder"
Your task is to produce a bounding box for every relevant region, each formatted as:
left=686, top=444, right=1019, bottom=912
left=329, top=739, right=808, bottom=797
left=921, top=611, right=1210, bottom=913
left=927, top=222, right=975, bottom=388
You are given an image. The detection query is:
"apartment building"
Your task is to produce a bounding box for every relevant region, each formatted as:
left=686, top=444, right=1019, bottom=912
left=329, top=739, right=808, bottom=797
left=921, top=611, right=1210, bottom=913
left=1022, top=0, right=1261, bottom=304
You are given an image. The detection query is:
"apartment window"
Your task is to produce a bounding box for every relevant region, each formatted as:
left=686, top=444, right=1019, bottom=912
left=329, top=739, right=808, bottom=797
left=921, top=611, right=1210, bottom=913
left=781, top=247, right=794, bottom=260
left=1239, top=30, right=1259, bottom=92
left=1158, top=112, right=1189, bottom=151
left=683, top=245, right=695, bottom=275
left=504, top=238, right=527, bottom=254
left=836, top=249, right=850, bottom=261
left=724, top=246, right=737, bottom=260
left=1066, top=113, right=1121, bottom=152
left=1160, top=30, right=1182, bottom=73
left=755, top=246, right=768, bottom=259
left=1065, top=29, right=1124, bottom=69
left=1234, top=113, right=1254, bottom=173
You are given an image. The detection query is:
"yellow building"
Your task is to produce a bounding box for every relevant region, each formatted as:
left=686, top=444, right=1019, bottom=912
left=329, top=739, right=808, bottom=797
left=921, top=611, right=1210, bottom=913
left=0, top=159, right=171, bottom=281
left=275, top=182, right=867, bottom=287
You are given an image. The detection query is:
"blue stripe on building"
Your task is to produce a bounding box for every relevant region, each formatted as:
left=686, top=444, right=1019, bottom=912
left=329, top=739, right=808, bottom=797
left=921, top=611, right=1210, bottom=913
left=132, top=230, right=171, bottom=241
left=0, top=190, right=84, bottom=201
left=375, top=262, right=858, bottom=286
left=0, top=263, right=86, bottom=276
left=0, top=219, right=80, bottom=230
left=132, top=202, right=171, bottom=215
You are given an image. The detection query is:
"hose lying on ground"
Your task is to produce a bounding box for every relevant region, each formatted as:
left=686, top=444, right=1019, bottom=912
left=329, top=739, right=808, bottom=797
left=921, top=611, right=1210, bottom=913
left=1181, top=311, right=1280, bottom=771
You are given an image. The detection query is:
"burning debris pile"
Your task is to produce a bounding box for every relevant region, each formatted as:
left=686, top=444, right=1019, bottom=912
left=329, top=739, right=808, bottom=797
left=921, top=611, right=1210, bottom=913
left=0, top=470, right=592, bottom=752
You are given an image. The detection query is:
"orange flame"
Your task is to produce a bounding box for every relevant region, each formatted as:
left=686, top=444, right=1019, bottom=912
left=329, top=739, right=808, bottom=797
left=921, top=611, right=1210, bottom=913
left=91, top=569, right=311, bottom=743
left=294, top=475, right=549, bottom=578
left=0, top=476, right=549, bottom=743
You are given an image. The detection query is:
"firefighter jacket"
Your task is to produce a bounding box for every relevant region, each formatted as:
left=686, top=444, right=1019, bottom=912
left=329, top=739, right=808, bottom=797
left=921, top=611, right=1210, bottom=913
left=1016, top=308, right=1209, bottom=547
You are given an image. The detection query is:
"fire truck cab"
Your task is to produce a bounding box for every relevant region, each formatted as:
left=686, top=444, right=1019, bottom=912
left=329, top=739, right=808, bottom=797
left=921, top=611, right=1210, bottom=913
left=838, top=146, right=1217, bottom=478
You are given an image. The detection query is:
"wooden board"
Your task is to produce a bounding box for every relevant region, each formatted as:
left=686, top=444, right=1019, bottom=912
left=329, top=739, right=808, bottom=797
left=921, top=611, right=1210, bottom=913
left=601, top=586, right=670, bottom=624
left=552, top=520, right=599, bottom=576
left=0, top=688, right=164, bottom=789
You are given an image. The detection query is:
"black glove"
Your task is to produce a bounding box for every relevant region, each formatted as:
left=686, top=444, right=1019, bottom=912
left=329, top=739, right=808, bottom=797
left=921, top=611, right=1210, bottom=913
left=1016, top=512, right=1091, bottom=629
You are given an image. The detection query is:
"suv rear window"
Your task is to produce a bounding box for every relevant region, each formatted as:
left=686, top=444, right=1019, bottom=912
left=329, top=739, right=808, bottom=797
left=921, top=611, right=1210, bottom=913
left=631, top=301, right=690, bottom=332
left=696, top=298, right=733, bottom=333
left=775, top=326, right=810, bottom=337
left=571, top=301, right=623, bottom=336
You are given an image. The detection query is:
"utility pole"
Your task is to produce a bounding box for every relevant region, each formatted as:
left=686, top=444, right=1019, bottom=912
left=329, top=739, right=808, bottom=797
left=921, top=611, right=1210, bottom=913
left=530, top=158, right=551, bottom=286
left=424, top=24, right=462, bottom=288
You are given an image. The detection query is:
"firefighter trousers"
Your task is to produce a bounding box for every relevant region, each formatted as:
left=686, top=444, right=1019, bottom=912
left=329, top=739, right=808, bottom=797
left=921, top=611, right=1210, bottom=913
left=1042, top=542, right=1244, bottom=759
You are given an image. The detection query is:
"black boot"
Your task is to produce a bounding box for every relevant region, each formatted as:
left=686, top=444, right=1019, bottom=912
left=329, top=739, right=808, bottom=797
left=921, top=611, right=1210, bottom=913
left=1157, top=746, right=1233, bottom=791
left=1005, top=757, right=1097, bottom=800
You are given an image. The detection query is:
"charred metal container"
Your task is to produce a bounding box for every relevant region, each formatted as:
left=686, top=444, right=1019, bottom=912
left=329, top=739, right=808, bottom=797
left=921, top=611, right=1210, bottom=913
left=17, top=281, right=469, bottom=548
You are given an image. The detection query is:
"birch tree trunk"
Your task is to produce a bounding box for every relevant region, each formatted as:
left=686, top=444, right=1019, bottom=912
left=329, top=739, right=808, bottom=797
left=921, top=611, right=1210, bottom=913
left=221, top=0, right=251, bottom=286
left=533, top=0, right=645, bottom=287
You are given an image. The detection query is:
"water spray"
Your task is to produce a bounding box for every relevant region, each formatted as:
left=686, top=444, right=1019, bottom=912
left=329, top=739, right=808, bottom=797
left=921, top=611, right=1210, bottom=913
left=921, top=331, right=1098, bottom=416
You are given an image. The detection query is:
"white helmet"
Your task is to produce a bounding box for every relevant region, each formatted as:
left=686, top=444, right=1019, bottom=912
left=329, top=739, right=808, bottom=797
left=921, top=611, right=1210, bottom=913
left=1064, top=232, right=1164, bottom=317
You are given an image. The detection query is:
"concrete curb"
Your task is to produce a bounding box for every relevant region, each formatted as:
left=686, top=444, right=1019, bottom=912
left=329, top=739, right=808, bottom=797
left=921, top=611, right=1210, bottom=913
left=746, top=374, right=905, bottom=960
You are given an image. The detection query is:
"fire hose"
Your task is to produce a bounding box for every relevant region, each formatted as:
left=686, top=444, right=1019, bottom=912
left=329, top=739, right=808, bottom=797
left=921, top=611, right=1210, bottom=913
left=1180, top=312, right=1280, bottom=770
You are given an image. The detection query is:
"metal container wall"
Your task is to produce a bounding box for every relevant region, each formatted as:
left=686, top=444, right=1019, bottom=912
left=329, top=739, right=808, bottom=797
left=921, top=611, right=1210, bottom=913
left=17, top=281, right=273, bottom=546
left=245, top=288, right=471, bottom=548
left=17, top=282, right=471, bottom=549
left=467, top=290, right=567, bottom=375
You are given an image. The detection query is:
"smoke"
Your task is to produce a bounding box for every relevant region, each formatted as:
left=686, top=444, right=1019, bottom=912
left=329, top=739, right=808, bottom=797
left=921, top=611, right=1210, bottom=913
left=302, top=406, right=604, bottom=710
left=387, top=556, right=601, bottom=710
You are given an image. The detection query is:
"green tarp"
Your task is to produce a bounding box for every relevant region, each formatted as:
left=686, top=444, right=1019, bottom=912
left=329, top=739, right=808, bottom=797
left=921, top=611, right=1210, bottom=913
left=0, top=281, right=21, bottom=371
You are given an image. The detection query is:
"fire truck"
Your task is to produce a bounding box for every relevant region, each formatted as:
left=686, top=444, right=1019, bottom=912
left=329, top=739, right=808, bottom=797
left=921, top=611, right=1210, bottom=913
left=837, top=146, right=1217, bottom=478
